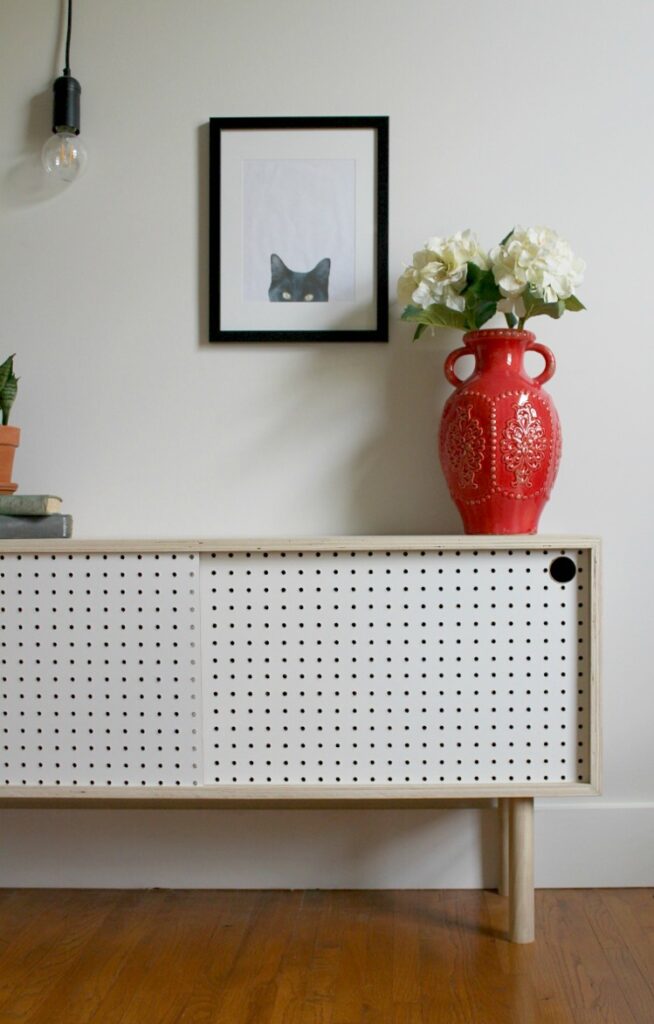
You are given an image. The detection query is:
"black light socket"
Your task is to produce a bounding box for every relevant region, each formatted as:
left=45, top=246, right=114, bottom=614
left=52, top=74, right=81, bottom=134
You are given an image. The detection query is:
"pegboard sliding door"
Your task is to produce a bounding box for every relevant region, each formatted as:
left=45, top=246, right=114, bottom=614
left=0, top=539, right=600, bottom=798
left=200, top=546, right=595, bottom=789
left=0, top=553, right=203, bottom=788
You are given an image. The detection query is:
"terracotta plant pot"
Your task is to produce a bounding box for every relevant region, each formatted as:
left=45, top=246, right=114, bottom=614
left=438, top=329, right=561, bottom=534
left=0, top=425, right=20, bottom=494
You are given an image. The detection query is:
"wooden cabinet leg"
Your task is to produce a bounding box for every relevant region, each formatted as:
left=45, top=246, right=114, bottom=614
left=498, top=798, right=510, bottom=897
left=508, top=797, right=535, bottom=943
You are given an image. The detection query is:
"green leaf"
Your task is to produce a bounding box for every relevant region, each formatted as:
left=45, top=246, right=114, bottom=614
left=463, top=263, right=501, bottom=329
left=522, top=287, right=566, bottom=322
left=505, top=312, right=518, bottom=329
left=401, top=303, right=468, bottom=332
left=422, top=305, right=468, bottom=331
left=474, top=301, right=497, bottom=329
left=465, top=261, right=484, bottom=286
left=0, top=371, right=17, bottom=426
left=0, top=355, right=14, bottom=396
left=465, top=266, right=500, bottom=302
left=412, top=323, right=427, bottom=341
left=401, top=304, right=425, bottom=322
left=522, top=287, right=586, bottom=322
left=499, top=228, right=514, bottom=246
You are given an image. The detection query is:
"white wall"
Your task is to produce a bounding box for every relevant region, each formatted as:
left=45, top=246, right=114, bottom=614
left=0, top=0, right=652, bottom=887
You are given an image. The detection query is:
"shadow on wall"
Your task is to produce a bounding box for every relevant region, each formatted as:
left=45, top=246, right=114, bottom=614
left=196, top=124, right=465, bottom=535
left=4, top=88, right=69, bottom=205
left=4, top=3, right=72, bottom=206
left=316, top=337, right=463, bottom=534
left=264, top=337, right=464, bottom=534
left=0, top=807, right=500, bottom=890
left=198, top=123, right=210, bottom=345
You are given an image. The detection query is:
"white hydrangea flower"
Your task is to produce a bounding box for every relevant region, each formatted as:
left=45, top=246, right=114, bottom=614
left=490, top=226, right=585, bottom=306
left=397, top=230, right=489, bottom=312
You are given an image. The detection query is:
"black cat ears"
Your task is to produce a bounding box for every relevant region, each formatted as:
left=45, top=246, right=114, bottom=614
left=270, top=253, right=286, bottom=280
left=312, top=258, right=331, bottom=280
left=270, top=254, right=331, bottom=280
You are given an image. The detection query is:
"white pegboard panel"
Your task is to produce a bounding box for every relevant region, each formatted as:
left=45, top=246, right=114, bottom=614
left=0, top=553, right=202, bottom=787
left=200, top=548, right=591, bottom=786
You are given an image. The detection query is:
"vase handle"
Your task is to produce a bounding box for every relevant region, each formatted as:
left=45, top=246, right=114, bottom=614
left=527, top=342, right=556, bottom=386
left=444, top=346, right=473, bottom=387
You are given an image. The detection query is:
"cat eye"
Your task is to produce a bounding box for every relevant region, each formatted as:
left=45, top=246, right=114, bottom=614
left=304, top=294, right=314, bottom=302
left=282, top=291, right=292, bottom=300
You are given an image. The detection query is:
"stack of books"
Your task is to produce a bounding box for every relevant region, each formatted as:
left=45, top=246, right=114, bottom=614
left=0, top=495, right=72, bottom=538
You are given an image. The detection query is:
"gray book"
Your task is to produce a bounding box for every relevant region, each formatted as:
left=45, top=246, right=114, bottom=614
left=0, top=514, right=73, bottom=539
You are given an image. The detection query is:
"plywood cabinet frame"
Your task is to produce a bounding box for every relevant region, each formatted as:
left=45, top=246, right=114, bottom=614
left=0, top=535, right=601, bottom=943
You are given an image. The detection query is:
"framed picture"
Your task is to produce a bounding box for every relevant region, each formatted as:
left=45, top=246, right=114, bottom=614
left=209, top=116, right=388, bottom=343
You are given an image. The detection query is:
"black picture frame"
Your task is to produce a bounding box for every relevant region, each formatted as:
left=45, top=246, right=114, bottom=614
left=209, top=116, right=389, bottom=343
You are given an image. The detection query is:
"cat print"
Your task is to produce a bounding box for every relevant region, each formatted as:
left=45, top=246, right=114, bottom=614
left=268, top=253, right=331, bottom=302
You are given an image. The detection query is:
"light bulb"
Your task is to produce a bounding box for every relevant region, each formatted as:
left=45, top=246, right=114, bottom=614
left=42, top=129, right=87, bottom=183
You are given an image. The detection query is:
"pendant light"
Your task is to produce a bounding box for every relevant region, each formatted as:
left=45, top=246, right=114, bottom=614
left=42, top=0, right=87, bottom=182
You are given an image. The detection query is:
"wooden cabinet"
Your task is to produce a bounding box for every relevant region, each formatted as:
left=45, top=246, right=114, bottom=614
left=0, top=535, right=601, bottom=941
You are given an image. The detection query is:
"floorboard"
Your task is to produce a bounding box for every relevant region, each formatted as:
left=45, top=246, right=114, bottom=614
left=0, top=889, right=651, bottom=1024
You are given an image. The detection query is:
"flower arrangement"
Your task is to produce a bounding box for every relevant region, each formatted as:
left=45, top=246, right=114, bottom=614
left=398, top=226, right=585, bottom=339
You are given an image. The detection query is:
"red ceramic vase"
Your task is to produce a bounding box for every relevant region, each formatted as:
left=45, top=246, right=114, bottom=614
left=438, top=329, right=561, bottom=535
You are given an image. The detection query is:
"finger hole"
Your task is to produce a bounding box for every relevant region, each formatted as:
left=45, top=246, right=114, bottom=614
left=549, top=556, right=577, bottom=583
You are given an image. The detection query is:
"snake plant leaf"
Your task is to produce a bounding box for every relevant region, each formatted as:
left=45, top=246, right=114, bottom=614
left=564, top=294, right=586, bottom=312
left=0, top=355, right=14, bottom=396
left=0, top=370, right=18, bottom=426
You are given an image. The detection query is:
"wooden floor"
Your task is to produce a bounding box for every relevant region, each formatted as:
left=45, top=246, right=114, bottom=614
left=0, top=889, right=652, bottom=1023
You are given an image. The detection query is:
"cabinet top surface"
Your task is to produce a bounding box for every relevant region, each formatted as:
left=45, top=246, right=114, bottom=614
left=0, top=535, right=600, bottom=554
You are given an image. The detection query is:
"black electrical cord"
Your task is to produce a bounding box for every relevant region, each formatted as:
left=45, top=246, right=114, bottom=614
left=51, top=0, right=81, bottom=135
left=64, top=0, right=72, bottom=76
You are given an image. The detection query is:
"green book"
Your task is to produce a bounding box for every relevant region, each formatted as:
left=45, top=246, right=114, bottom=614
left=0, top=495, right=62, bottom=516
